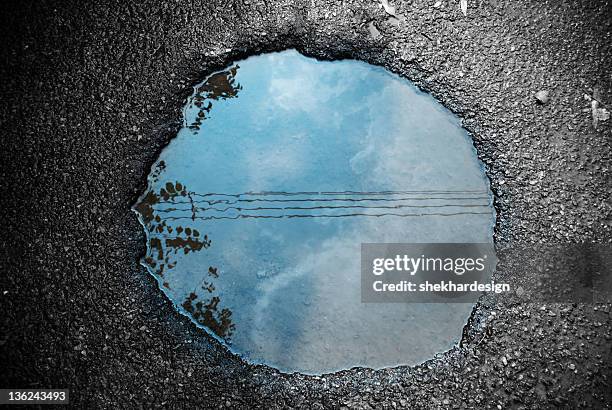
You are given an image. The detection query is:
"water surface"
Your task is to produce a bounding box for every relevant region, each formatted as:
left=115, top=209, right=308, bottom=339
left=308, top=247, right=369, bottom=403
left=135, top=50, right=495, bottom=374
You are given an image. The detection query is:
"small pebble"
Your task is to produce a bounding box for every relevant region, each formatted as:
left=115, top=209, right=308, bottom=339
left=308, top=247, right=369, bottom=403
left=535, top=90, right=550, bottom=104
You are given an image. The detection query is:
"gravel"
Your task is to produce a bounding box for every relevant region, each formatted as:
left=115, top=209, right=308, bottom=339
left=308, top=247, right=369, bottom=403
left=1, top=0, right=611, bottom=408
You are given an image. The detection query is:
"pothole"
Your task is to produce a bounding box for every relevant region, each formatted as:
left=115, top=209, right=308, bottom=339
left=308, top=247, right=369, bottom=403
left=134, top=49, right=496, bottom=375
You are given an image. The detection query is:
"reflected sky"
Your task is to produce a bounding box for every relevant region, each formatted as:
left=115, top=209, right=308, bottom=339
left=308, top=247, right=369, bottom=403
left=134, top=50, right=496, bottom=374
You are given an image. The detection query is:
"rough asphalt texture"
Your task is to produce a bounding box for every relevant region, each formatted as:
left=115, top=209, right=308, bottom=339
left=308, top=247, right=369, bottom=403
left=1, top=0, right=611, bottom=408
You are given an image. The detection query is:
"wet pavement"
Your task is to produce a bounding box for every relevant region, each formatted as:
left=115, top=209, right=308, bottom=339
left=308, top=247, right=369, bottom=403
left=1, top=0, right=611, bottom=408
left=135, top=50, right=495, bottom=374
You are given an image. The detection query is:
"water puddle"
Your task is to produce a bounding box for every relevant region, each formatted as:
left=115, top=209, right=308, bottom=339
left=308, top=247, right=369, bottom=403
left=134, top=50, right=496, bottom=374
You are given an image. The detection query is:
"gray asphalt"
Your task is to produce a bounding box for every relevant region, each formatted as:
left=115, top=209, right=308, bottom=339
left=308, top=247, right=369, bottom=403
left=1, top=0, right=611, bottom=408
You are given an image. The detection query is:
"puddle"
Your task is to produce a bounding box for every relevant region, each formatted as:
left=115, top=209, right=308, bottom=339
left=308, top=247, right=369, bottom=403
left=134, top=50, right=496, bottom=374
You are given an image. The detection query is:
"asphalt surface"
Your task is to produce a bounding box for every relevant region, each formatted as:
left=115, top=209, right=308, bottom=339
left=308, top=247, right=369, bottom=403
left=1, top=0, right=612, bottom=408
